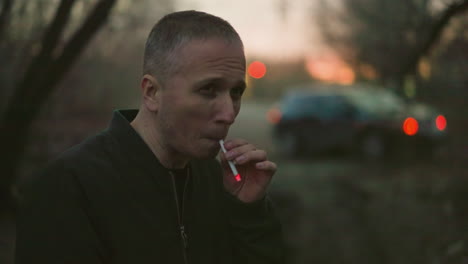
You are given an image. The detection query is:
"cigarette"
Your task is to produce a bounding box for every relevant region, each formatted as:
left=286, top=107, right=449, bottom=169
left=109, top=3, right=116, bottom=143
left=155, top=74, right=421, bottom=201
left=219, top=140, right=242, bottom=182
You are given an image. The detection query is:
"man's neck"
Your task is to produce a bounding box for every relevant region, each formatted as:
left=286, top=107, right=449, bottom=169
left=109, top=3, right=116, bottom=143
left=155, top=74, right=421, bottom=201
left=130, top=110, right=188, bottom=169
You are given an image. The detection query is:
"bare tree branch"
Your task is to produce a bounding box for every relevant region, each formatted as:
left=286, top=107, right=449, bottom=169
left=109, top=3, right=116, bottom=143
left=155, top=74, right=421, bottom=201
left=34, top=0, right=118, bottom=102
left=13, top=0, right=77, bottom=99
left=0, top=0, right=117, bottom=211
left=403, top=0, right=468, bottom=76
left=317, top=0, right=468, bottom=87
left=0, top=0, right=14, bottom=42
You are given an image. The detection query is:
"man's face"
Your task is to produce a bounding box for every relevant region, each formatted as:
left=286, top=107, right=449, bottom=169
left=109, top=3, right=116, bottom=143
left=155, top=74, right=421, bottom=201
left=156, top=38, right=246, bottom=159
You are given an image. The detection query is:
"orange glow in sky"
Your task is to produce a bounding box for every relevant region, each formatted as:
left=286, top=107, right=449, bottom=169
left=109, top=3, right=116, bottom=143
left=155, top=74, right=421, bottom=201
left=305, top=54, right=355, bottom=84
left=175, top=0, right=320, bottom=60
left=359, top=64, right=378, bottom=80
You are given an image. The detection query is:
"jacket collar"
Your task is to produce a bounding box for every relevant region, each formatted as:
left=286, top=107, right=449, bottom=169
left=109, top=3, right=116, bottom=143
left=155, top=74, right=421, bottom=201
left=105, top=110, right=223, bottom=257
left=106, top=109, right=178, bottom=224
left=107, top=109, right=165, bottom=173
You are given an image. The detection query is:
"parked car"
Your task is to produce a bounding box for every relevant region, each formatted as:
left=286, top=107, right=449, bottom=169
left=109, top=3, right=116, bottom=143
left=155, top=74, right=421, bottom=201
left=267, top=84, right=447, bottom=159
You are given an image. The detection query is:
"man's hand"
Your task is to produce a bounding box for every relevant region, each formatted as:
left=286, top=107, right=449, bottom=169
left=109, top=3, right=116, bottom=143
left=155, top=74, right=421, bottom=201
left=219, top=139, right=277, bottom=203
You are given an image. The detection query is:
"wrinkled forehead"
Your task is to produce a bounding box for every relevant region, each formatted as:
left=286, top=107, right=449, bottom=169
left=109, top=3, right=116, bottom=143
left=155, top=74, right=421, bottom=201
left=170, top=38, right=246, bottom=73
left=175, top=35, right=244, bottom=54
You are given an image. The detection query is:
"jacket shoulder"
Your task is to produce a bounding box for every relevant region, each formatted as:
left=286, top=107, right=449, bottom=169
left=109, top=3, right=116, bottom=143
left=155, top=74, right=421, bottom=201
left=20, top=131, right=117, bottom=195
left=58, top=131, right=118, bottom=173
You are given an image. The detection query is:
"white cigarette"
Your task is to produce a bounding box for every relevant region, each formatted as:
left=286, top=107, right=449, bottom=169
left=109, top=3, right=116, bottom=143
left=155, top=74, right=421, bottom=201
left=219, top=140, right=242, bottom=182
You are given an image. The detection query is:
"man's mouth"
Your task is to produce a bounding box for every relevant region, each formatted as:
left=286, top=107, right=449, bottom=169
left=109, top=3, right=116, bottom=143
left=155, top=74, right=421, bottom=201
left=206, top=134, right=228, bottom=141
left=206, top=137, right=225, bottom=142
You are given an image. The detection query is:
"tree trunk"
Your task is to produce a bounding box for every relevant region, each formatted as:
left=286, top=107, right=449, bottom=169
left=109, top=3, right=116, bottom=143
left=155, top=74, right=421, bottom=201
left=0, top=0, right=13, bottom=42
left=0, top=0, right=117, bottom=212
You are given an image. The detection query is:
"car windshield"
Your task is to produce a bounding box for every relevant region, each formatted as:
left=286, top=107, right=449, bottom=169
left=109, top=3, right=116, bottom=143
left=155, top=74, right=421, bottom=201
left=281, top=94, right=319, bottom=116
left=344, top=89, right=404, bottom=116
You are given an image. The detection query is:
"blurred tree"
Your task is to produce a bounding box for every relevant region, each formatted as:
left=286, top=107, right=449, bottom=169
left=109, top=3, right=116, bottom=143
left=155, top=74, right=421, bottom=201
left=0, top=0, right=13, bottom=41
left=24, top=0, right=174, bottom=173
left=316, top=0, right=468, bottom=93
left=0, top=0, right=117, bottom=211
left=63, top=0, right=174, bottom=109
left=418, top=15, right=468, bottom=104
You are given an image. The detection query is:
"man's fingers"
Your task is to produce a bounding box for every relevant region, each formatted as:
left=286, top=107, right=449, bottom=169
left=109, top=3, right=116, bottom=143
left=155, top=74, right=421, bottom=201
left=224, top=144, right=257, bottom=161
left=223, top=138, right=249, bottom=150
left=221, top=138, right=273, bottom=170
left=234, top=149, right=267, bottom=165
left=255, top=161, right=277, bottom=173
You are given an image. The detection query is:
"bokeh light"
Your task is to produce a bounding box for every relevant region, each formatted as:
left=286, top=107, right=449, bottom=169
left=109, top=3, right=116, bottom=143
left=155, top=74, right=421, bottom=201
left=403, top=117, right=419, bottom=136
left=248, top=61, right=267, bottom=79
left=436, top=115, right=447, bottom=131
left=266, top=108, right=282, bottom=124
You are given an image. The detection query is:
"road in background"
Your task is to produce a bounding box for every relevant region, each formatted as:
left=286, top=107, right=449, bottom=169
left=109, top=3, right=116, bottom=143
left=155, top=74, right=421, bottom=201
left=227, top=99, right=460, bottom=182
left=228, top=99, right=275, bottom=153
left=228, top=99, right=369, bottom=186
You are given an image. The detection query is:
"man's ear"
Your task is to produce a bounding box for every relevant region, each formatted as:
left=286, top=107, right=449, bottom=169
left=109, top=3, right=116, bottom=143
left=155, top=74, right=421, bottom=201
left=140, top=74, right=161, bottom=112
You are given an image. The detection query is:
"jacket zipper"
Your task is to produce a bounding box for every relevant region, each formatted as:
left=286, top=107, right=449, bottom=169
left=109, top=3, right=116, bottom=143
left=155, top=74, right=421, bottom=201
left=169, top=171, right=189, bottom=264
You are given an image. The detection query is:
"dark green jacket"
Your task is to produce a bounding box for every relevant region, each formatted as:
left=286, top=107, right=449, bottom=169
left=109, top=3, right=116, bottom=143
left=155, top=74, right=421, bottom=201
left=15, top=110, right=285, bottom=264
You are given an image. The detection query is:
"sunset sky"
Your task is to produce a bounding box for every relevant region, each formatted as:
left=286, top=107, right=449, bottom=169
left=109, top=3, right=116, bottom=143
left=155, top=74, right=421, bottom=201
left=172, top=0, right=355, bottom=84
left=174, top=0, right=325, bottom=61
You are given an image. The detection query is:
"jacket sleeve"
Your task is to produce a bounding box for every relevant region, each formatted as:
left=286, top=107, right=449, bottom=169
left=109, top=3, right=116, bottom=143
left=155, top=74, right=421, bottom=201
left=15, top=163, right=106, bottom=264
left=223, top=191, right=286, bottom=264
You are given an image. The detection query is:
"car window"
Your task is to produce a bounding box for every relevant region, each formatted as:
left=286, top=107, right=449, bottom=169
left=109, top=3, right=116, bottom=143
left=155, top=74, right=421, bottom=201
left=345, top=89, right=404, bottom=116
left=319, top=95, right=354, bottom=120
left=282, top=94, right=323, bottom=118
left=282, top=94, right=354, bottom=120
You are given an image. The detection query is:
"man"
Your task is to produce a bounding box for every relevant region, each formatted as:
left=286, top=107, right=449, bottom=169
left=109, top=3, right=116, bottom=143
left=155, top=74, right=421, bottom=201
left=15, top=10, right=284, bottom=264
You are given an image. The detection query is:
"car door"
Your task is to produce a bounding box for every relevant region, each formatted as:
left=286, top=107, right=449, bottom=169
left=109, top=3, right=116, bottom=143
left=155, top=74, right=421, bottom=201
left=297, top=95, right=333, bottom=152
left=317, top=95, right=357, bottom=149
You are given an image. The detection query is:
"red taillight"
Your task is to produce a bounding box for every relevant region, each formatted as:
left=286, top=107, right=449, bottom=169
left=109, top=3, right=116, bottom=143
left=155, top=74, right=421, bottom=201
left=436, top=115, right=447, bottom=131
left=403, top=117, right=419, bottom=136
left=266, top=108, right=282, bottom=124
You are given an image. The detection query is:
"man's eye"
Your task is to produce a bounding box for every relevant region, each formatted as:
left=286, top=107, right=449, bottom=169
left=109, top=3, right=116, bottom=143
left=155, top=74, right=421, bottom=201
left=199, top=85, right=216, bottom=95
left=231, top=87, right=245, bottom=98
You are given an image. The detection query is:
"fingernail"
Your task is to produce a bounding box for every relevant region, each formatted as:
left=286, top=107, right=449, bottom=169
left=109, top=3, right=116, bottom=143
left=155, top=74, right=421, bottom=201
left=224, top=141, right=232, bottom=149
left=235, top=155, right=245, bottom=163
left=225, top=151, right=234, bottom=160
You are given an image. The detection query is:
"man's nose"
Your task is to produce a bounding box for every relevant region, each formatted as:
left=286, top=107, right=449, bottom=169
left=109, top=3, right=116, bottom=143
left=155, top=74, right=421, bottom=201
left=216, top=95, right=237, bottom=125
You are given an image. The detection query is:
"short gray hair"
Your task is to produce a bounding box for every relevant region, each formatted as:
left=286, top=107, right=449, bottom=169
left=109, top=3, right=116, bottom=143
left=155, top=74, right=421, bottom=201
left=143, top=10, right=244, bottom=84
